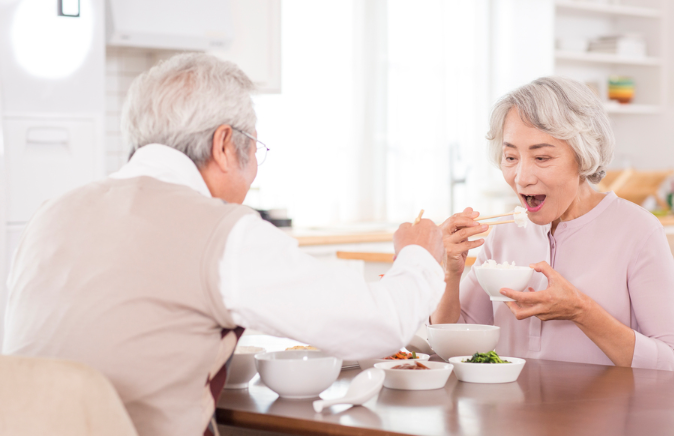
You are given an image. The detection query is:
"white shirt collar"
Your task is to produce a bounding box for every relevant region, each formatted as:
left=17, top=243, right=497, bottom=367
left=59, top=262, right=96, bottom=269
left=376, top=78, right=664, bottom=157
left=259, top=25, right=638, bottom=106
left=109, top=144, right=212, bottom=198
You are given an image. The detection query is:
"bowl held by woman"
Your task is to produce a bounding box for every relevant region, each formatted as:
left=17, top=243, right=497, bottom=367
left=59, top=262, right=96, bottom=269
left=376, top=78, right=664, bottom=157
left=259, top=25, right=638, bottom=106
left=475, top=261, right=534, bottom=302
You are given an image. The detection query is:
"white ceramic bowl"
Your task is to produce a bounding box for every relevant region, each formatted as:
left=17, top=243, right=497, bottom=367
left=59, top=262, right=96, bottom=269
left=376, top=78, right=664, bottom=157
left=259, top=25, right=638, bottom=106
left=224, top=346, right=266, bottom=389
left=427, top=324, right=500, bottom=361
left=374, top=361, right=454, bottom=390
left=475, top=265, right=534, bottom=302
left=358, top=353, right=430, bottom=370
left=449, top=356, right=526, bottom=383
left=254, top=350, right=342, bottom=399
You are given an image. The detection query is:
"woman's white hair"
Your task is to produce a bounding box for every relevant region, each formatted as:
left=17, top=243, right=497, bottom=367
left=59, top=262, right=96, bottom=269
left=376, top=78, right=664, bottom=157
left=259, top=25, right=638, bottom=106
left=121, top=53, right=256, bottom=167
left=487, top=76, right=614, bottom=184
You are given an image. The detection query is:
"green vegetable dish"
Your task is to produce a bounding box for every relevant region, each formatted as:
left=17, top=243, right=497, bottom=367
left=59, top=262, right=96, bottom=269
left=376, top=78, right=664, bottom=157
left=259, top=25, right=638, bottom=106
left=463, top=351, right=511, bottom=364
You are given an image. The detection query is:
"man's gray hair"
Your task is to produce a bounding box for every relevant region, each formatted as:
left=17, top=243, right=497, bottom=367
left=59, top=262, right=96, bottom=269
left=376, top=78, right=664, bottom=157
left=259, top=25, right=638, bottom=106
left=487, top=76, right=614, bottom=184
left=121, top=53, right=257, bottom=167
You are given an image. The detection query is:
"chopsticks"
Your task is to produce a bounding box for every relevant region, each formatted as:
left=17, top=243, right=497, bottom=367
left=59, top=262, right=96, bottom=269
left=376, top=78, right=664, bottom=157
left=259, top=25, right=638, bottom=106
left=413, top=209, right=425, bottom=225
left=487, top=220, right=514, bottom=226
left=476, top=212, right=512, bottom=221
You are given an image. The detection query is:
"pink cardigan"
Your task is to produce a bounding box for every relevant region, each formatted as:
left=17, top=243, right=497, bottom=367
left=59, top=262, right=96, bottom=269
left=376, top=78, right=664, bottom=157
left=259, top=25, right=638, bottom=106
left=460, top=192, right=674, bottom=370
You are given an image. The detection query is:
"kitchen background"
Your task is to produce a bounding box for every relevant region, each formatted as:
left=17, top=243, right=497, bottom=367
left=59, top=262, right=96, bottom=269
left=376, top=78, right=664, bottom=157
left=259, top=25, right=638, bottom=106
left=0, top=0, right=672, bottom=346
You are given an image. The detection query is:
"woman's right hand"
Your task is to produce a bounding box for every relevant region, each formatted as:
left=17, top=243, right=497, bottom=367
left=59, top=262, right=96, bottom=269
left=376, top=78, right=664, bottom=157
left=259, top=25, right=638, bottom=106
left=441, top=208, right=488, bottom=277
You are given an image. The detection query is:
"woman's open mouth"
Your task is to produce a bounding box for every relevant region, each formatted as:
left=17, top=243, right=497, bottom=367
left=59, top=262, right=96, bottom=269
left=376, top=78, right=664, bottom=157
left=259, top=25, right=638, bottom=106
left=521, top=194, right=546, bottom=212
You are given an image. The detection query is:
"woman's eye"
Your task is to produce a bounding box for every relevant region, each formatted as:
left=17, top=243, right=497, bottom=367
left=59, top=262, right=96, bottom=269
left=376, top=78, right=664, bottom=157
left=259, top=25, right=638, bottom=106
left=503, top=156, right=516, bottom=162
left=535, top=156, right=550, bottom=162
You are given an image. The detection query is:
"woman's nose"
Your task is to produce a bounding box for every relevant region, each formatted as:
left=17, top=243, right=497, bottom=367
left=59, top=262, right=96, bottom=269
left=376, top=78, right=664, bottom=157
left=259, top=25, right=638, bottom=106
left=515, top=161, right=537, bottom=187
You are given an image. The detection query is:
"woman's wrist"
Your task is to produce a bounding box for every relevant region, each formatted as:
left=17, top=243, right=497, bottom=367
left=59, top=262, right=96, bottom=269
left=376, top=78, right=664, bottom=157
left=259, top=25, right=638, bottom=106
left=571, top=291, right=590, bottom=325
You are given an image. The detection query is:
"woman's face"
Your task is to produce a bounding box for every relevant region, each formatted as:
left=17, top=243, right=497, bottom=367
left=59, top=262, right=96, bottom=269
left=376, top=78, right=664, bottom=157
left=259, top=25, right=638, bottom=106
left=500, top=108, right=581, bottom=225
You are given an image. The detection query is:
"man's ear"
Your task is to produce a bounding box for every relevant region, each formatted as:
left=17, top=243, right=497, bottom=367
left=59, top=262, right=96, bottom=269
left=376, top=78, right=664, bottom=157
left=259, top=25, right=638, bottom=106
left=211, top=124, right=236, bottom=173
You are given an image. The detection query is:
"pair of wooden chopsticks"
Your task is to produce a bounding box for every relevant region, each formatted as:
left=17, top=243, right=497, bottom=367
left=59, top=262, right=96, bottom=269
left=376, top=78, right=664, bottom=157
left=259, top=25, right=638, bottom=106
left=413, top=209, right=425, bottom=225
left=475, top=212, right=514, bottom=226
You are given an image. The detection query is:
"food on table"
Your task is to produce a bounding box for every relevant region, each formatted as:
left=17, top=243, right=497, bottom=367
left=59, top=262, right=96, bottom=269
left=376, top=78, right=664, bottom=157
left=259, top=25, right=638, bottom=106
left=384, top=351, right=418, bottom=360
left=513, top=206, right=530, bottom=228
left=285, top=346, right=319, bottom=351
left=391, top=361, right=431, bottom=370
left=463, top=351, right=511, bottom=364
left=480, top=259, right=521, bottom=269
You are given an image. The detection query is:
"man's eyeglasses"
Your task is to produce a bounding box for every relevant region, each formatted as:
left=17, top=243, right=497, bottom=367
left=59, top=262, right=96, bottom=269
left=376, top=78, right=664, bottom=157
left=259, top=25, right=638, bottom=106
left=232, top=127, right=269, bottom=166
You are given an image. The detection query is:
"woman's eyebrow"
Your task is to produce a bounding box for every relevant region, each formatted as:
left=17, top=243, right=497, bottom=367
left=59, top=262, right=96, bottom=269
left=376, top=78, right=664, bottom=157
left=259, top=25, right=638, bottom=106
left=529, top=143, right=555, bottom=150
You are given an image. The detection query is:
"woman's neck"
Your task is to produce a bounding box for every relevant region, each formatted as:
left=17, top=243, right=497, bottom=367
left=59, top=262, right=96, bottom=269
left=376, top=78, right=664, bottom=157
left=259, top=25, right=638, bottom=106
left=551, top=181, right=606, bottom=235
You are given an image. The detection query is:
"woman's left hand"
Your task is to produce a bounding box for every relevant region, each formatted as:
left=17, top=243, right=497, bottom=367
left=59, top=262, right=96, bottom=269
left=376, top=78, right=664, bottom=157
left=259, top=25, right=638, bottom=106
left=500, top=261, right=588, bottom=322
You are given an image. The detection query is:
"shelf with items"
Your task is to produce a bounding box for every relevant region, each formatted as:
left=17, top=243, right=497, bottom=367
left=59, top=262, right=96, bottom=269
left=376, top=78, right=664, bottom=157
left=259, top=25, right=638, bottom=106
left=603, top=102, right=662, bottom=114
left=555, top=1, right=661, bottom=19
left=555, top=50, right=661, bottom=66
left=554, top=0, right=667, bottom=113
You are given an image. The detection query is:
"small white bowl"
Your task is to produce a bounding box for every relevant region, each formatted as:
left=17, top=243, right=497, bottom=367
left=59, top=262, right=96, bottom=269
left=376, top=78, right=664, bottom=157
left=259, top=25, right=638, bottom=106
left=224, top=346, right=266, bottom=389
left=255, top=350, right=342, bottom=399
left=358, top=353, right=430, bottom=370
left=449, top=356, right=526, bottom=383
left=475, top=265, right=534, bottom=302
left=374, top=361, right=454, bottom=391
left=427, top=324, right=499, bottom=361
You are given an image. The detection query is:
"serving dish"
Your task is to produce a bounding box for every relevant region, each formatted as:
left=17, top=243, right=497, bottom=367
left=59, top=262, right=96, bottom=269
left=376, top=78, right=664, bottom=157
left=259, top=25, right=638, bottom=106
left=427, top=324, right=499, bottom=361
left=358, top=353, right=430, bottom=370
left=374, top=361, right=454, bottom=390
left=449, top=356, right=526, bottom=383
left=255, top=350, right=342, bottom=399
left=224, top=346, right=265, bottom=389
left=475, top=265, right=534, bottom=302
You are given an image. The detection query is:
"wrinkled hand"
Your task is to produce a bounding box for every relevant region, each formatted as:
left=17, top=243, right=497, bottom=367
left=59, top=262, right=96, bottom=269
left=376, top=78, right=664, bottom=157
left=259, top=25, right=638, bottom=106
left=501, top=261, right=587, bottom=321
left=441, top=208, right=487, bottom=277
left=393, top=219, right=444, bottom=264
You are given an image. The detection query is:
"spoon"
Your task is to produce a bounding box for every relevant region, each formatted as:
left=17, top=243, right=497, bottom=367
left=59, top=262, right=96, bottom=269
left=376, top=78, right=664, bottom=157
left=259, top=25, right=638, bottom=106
left=313, top=368, right=385, bottom=413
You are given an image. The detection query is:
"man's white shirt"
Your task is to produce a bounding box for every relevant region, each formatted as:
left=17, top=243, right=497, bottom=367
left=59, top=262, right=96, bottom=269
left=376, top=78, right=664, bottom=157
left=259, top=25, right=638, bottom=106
left=111, top=144, right=445, bottom=360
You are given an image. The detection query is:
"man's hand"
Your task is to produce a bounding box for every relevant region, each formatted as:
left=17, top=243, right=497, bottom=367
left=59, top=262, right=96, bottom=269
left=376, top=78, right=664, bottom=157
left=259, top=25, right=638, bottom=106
left=393, top=219, right=444, bottom=264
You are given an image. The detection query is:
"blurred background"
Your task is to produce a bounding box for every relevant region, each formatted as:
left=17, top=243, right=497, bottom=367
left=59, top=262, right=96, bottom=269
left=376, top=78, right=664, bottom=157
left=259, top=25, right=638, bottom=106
left=0, top=0, right=673, bottom=338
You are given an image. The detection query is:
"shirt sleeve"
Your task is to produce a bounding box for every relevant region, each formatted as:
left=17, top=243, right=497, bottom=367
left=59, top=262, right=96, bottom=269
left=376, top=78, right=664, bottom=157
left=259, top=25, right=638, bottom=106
left=219, top=214, right=446, bottom=360
left=458, top=232, right=495, bottom=325
left=628, top=226, right=674, bottom=371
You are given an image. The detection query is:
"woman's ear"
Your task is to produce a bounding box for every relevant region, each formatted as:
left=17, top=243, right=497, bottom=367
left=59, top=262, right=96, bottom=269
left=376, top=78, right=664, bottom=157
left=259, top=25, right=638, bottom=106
left=211, top=124, right=235, bottom=173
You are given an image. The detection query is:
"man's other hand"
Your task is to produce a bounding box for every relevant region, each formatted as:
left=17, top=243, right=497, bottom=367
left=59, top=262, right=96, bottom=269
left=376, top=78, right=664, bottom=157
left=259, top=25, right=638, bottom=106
left=393, top=219, right=444, bottom=264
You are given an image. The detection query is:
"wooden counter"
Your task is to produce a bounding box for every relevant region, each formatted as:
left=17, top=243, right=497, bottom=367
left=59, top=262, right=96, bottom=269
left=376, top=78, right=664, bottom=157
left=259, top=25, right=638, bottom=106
left=217, top=336, right=674, bottom=436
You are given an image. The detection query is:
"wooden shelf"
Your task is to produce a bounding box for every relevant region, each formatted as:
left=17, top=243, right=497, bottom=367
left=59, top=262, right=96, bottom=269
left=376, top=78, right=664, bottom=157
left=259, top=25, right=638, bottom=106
left=604, top=103, right=663, bottom=114
left=555, top=50, right=662, bottom=66
left=555, top=1, right=661, bottom=18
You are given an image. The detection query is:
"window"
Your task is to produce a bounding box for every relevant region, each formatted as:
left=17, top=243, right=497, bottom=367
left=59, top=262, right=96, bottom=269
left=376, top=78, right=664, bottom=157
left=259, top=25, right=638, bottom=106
left=250, top=0, right=493, bottom=227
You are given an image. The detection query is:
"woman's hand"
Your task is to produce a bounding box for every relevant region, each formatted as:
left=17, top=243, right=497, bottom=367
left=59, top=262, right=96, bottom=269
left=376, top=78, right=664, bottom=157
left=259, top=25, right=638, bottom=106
left=441, top=208, right=488, bottom=277
left=500, top=261, right=588, bottom=321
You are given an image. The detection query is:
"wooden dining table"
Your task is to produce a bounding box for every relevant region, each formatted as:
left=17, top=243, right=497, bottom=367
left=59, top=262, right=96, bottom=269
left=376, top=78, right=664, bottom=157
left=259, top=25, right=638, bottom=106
left=216, top=335, right=674, bottom=436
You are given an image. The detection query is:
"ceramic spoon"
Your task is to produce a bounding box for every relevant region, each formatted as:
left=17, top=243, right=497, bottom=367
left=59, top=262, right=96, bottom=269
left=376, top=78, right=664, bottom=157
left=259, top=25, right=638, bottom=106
left=313, top=368, right=385, bottom=413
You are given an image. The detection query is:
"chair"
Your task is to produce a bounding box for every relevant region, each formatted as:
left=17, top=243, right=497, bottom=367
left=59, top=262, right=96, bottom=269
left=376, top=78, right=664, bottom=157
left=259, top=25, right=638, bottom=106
left=0, top=355, right=137, bottom=436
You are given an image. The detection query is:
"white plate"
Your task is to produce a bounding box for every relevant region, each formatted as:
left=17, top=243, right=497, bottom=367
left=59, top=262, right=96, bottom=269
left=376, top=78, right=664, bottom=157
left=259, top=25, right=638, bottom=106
left=358, top=353, right=430, bottom=370
left=449, top=356, right=526, bottom=384
left=374, top=361, right=453, bottom=391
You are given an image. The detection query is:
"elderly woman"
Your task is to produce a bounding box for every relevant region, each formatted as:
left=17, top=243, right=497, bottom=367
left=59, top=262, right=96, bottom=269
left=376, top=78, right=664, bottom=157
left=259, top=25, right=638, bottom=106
left=432, top=76, right=674, bottom=370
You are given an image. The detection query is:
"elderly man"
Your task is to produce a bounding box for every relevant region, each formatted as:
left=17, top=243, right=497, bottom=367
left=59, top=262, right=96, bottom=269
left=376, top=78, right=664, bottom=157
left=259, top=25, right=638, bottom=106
left=3, top=54, right=446, bottom=436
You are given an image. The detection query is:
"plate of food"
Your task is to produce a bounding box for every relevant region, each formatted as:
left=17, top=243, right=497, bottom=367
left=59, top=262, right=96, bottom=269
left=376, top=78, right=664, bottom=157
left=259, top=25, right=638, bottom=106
left=374, top=360, right=454, bottom=390
left=449, top=351, right=525, bottom=383
left=358, top=350, right=430, bottom=370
